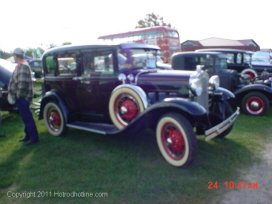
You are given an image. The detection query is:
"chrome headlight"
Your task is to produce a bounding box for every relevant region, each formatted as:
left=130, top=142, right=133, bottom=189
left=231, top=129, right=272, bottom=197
left=118, top=73, right=127, bottom=84
left=209, top=75, right=220, bottom=90
left=189, top=77, right=203, bottom=96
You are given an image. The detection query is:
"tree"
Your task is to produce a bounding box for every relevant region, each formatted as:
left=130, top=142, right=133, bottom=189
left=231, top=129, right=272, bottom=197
left=0, top=51, right=11, bottom=59
left=135, top=13, right=171, bottom=28
left=62, top=42, right=72, bottom=45
left=25, top=47, right=45, bottom=59
left=49, top=43, right=57, bottom=49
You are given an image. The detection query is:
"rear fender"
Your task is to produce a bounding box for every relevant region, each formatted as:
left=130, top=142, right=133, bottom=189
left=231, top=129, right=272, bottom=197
left=233, top=84, right=272, bottom=102
left=39, top=91, right=69, bottom=122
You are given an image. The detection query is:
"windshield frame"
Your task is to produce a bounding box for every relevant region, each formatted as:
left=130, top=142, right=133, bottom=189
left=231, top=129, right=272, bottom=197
left=117, top=48, right=159, bottom=70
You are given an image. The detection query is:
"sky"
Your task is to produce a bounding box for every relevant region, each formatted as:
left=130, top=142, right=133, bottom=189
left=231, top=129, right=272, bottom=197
left=1, top=0, right=271, bottom=53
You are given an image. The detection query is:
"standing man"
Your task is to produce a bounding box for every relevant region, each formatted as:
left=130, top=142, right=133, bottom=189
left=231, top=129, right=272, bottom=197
left=8, top=48, right=39, bottom=146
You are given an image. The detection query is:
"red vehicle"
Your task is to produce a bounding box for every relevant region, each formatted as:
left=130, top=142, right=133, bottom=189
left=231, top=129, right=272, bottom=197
left=98, top=26, right=181, bottom=63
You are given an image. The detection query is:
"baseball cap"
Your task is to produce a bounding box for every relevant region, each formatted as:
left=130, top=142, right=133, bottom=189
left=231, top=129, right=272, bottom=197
left=13, top=48, right=25, bottom=56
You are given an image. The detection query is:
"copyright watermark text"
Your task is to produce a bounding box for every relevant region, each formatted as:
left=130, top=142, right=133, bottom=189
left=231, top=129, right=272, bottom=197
left=7, top=191, right=108, bottom=198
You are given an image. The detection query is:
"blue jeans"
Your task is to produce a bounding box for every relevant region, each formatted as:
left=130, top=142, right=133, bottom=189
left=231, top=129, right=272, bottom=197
left=16, top=98, right=39, bottom=141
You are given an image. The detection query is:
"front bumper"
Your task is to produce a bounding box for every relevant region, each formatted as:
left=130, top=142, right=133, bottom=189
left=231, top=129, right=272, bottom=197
left=205, top=107, right=240, bottom=141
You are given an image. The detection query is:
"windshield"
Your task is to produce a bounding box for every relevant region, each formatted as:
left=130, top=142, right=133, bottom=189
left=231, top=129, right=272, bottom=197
left=215, top=58, right=228, bottom=69
left=252, top=52, right=271, bottom=64
left=118, top=48, right=159, bottom=69
left=244, top=53, right=252, bottom=65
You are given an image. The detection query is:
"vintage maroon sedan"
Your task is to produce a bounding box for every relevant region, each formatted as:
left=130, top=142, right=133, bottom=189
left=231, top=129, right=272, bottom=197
left=39, top=43, right=239, bottom=168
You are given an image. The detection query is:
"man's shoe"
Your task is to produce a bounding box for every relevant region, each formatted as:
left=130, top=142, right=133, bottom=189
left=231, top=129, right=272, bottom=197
left=19, top=136, right=30, bottom=142
left=25, top=140, right=39, bottom=146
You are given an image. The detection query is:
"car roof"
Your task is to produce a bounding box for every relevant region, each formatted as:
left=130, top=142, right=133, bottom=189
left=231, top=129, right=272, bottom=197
left=172, top=51, right=228, bottom=58
left=196, top=48, right=253, bottom=54
left=42, top=43, right=160, bottom=57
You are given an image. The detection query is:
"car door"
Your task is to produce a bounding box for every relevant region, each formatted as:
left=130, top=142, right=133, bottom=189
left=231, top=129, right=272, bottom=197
left=76, top=49, right=118, bottom=117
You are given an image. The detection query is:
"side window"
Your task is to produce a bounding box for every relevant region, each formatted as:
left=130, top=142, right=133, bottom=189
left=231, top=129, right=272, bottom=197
left=184, top=56, right=198, bottom=70
left=35, top=62, right=40, bottom=67
left=45, top=56, right=56, bottom=75
left=146, top=30, right=156, bottom=39
left=227, top=53, right=235, bottom=64
left=57, top=53, right=77, bottom=75
left=82, top=50, right=113, bottom=77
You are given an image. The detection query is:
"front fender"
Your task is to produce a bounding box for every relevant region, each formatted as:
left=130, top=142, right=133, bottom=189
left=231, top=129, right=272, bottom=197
left=113, top=97, right=211, bottom=136
left=211, top=87, right=235, bottom=101
left=148, top=97, right=207, bottom=116
left=39, top=91, right=69, bottom=122
left=142, top=98, right=210, bottom=130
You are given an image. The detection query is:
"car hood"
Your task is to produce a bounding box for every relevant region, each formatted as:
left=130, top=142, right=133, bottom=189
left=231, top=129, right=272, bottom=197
left=0, top=59, right=16, bottom=87
left=135, top=69, right=194, bottom=95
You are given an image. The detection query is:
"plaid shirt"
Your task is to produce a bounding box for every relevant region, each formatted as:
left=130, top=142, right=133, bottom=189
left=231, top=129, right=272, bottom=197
left=8, top=60, right=34, bottom=102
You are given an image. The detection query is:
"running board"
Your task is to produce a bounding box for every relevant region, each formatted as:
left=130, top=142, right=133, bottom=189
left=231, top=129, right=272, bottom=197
left=66, top=122, right=118, bottom=135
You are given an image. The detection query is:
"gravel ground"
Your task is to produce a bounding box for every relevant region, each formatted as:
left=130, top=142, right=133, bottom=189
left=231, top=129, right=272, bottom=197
left=211, top=140, right=272, bottom=204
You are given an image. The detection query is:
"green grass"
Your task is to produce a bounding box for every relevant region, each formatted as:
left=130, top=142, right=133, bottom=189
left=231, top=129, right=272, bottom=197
left=0, top=82, right=271, bottom=203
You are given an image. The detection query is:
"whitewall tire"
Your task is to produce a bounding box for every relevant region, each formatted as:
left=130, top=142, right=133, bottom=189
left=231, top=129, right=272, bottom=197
left=109, top=87, right=146, bottom=129
left=156, top=113, right=197, bottom=168
left=43, top=102, right=67, bottom=136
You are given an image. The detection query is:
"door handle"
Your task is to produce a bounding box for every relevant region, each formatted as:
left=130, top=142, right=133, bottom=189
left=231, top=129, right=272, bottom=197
left=72, top=77, right=84, bottom=80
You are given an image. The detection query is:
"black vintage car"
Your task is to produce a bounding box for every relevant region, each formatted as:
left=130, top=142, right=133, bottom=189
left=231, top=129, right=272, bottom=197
left=171, top=52, right=272, bottom=116
left=29, top=59, right=43, bottom=78
left=196, top=49, right=259, bottom=80
left=39, top=43, right=239, bottom=168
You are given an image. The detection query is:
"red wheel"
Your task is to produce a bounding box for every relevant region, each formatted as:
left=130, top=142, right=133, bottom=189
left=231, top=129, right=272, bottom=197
left=109, top=87, right=146, bottom=129
left=43, top=102, right=67, bottom=136
left=242, top=92, right=269, bottom=116
left=156, top=113, right=197, bottom=168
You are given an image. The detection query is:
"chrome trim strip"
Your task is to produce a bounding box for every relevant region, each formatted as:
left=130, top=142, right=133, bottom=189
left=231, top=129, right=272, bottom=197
left=66, top=124, right=107, bottom=135
left=205, top=107, right=240, bottom=141
left=134, top=69, right=157, bottom=85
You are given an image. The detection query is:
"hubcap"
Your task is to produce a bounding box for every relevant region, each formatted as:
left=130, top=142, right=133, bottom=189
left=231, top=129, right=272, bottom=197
left=250, top=101, right=259, bottom=109
left=116, top=94, right=139, bottom=124
left=246, top=97, right=264, bottom=115
left=48, top=109, right=61, bottom=130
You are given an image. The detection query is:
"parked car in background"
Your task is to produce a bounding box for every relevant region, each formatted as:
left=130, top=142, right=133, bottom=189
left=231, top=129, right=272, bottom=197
left=38, top=43, right=239, bottom=168
left=196, top=49, right=259, bottom=80
left=251, top=51, right=272, bottom=76
left=29, top=59, right=43, bottom=78
left=0, top=59, right=17, bottom=112
left=252, top=51, right=272, bottom=65
left=171, top=52, right=272, bottom=116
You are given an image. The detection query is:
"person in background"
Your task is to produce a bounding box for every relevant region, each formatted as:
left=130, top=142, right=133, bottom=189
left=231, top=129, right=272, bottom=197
left=8, top=48, right=39, bottom=146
